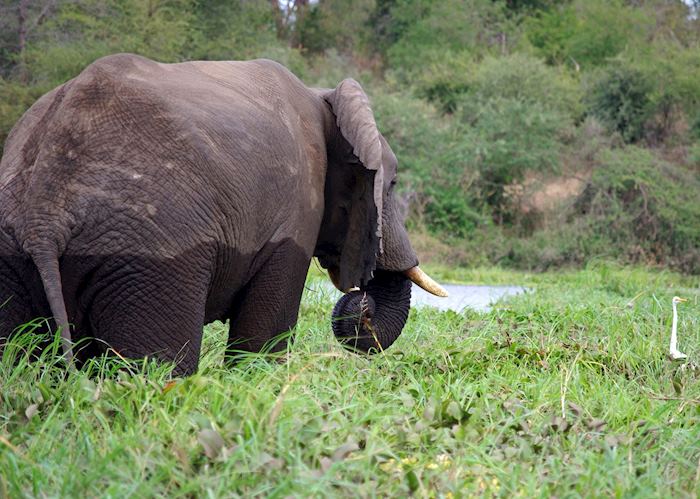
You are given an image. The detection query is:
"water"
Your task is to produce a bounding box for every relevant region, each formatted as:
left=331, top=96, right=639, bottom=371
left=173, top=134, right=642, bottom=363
left=410, top=283, right=528, bottom=312
left=308, top=281, right=529, bottom=313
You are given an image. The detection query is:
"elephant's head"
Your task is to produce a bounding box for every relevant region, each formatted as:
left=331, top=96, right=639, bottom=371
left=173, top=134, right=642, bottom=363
left=314, top=79, right=447, bottom=353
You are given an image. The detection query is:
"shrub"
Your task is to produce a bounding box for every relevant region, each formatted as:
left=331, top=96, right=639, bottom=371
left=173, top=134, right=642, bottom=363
left=465, top=53, right=582, bottom=118
left=690, top=142, right=700, bottom=168
left=460, top=97, right=571, bottom=222
left=691, top=115, right=700, bottom=142
left=487, top=145, right=700, bottom=274
left=305, top=50, right=366, bottom=89
left=24, top=0, right=198, bottom=84
left=371, top=89, right=453, bottom=183
left=526, top=0, right=653, bottom=68
left=413, top=51, right=583, bottom=116
left=0, top=79, right=51, bottom=157
left=411, top=49, right=474, bottom=113
left=573, top=146, right=700, bottom=272
left=188, top=0, right=279, bottom=60
left=393, top=54, right=583, bottom=228
left=296, top=0, right=375, bottom=56
left=449, top=54, right=579, bottom=222
left=584, top=63, right=652, bottom=143
left=385, top=0, right=516, bottom=79
left=371, top=89, right=483, bottom=237
left=631, top=41, right=700, bottom=144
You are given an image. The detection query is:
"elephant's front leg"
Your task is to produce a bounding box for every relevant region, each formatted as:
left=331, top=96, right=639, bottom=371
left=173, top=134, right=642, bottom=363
left=226, top=239, right=311, bottom=361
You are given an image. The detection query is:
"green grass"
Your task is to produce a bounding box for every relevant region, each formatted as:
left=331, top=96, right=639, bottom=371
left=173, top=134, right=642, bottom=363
left=2, top=263, right=700, bottom=497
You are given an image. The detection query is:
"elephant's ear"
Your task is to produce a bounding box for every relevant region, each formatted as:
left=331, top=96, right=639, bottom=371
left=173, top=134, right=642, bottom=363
left=323, top=78, right=385, bottom=289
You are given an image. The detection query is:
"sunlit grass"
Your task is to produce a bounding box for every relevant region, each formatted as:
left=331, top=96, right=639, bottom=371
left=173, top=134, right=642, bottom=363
left=1, top=263, right=699, bottom=496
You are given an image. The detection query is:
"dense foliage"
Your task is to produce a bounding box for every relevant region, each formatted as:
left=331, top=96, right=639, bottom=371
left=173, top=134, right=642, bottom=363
left=1, top=0, right=699, bottom=272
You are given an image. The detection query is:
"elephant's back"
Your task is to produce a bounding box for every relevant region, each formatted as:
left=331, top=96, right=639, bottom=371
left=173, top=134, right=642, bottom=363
left=0, top=54, right=326, bottom=259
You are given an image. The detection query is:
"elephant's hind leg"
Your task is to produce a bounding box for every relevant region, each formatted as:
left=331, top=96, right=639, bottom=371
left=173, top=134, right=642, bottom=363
left=226, top=239, right=311, bottom=361
left=87, top=255, right=211, bottom=376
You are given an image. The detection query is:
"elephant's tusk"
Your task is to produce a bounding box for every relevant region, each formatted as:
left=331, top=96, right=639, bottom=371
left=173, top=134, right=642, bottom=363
left=404, top=266, right=449, bottom=297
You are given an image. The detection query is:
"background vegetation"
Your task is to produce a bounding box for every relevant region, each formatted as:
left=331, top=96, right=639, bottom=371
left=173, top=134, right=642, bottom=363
left=1, top=0, right=699, bottom=273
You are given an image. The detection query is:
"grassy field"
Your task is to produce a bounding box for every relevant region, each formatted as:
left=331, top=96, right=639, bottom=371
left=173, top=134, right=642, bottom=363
left=1, top=263, right=699, bottom=497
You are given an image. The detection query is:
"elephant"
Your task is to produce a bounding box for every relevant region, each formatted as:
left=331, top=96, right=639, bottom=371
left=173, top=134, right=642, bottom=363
left=0, top=53, right=446, bottom=375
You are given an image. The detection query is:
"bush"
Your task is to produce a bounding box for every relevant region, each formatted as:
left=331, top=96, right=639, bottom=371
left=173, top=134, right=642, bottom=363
left=690, top=142, right=700, bottom=168
left=461, top=97, right=571, bottom=222
left=631, top=41, right=700, bottom=144
left=691, top=115, right=700, bottom=142
left=390, top=54, right=582, bottom=229
left=188, top=0, right=279, bottom=60
left=385, top=0, right=517, bottom=79
left=371, top=89, right=453, bottom=183
left=465, top=53, right=582, bottom=118
left=305, top=50, right=366, bottom=89
left=449, top=54, right=579, bottom=222
left=413, top=51, right=583, bottom=116
left=526, top=0, right=653, bottom=68
left=371, top=89, right=484, bottom=237
left=24, top=0, right=198, bottom=84
left=2, top=0, right=697, bottom=276
left=411, top=49, right=474, bottom=113
left=296, top=0, right=375, bottom=56
left=567, top=147, right=699, bottom=272
left=480, top=144, right=700, bottom=274
left=584, top=63, right=652, bottom=143
left=0, top=79, right=51, bottom=157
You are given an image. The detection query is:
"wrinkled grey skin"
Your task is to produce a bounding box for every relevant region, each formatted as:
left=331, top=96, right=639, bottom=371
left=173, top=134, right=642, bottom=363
left=0, top=54, right=419, bottom=375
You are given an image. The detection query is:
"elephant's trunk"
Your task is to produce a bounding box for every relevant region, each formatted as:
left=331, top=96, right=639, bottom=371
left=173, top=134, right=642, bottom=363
left=331, top=270, right=411, bottom=353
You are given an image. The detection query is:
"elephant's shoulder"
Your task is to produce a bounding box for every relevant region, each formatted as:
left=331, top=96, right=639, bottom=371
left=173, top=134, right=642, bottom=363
left=247, top=59, right=307, bottom=88
left=84, top=53, right=160, bottom=74
left=246, top=58, right=292, bottom=74
left=183, top=58, right=302, bottom=88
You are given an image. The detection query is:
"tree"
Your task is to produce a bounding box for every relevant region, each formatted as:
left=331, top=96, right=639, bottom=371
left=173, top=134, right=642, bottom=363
left=270, top=0, right=310, bottom=47
left=0, top=0, right=57, bottom=79
left=297, top=0, right=375, bottom=54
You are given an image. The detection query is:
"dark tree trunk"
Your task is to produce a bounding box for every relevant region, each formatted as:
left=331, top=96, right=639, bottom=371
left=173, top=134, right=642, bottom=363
left=17, top=0, right=28, bottom=83
left=15, top=0, right=55, bottom=83
left=331, top=270, right=411, bottom=353
left=270, top=0, right=286, bottom=40
left=17, top=0, right=28, bottom=52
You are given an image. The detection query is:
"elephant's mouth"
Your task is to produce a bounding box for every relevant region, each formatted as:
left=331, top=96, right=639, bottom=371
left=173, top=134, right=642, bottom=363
left=327, top=265, right=448, bottom=297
